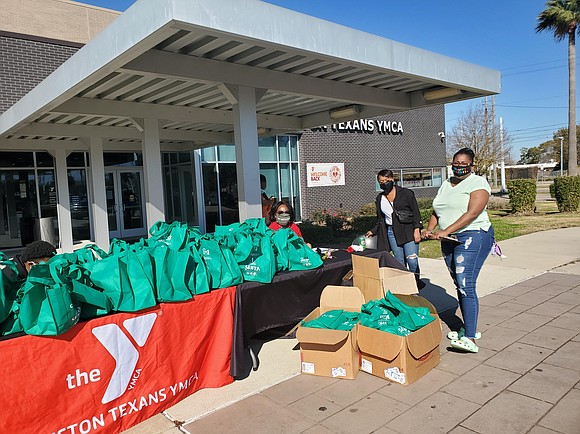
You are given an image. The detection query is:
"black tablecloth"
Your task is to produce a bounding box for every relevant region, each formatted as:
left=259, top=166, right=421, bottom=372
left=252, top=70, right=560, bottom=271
left=230, top=249, right=404, bottom=378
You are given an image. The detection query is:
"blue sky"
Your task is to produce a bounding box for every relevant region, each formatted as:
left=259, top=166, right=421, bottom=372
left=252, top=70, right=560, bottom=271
left=80, top=0, right=570, bottom=160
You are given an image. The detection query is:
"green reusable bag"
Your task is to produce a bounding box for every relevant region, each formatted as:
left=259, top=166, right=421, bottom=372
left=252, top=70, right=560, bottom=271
left=186, top=243, right=210, bottom=295
left=287, top=231, right=323, bottom=271
left=149, top=244, right=194, bottom=302
left=86, top=249, right=157, bottom=312
left=270, top=228, right=290, bottom=272
left=0, top=252, right=23, bottom=324
left=17, top=263, right=81, bottom=336
left=214, top=222, right=242, bottom=236
left=149, top=220, right=190, bottom=251
left=197, top=236, right=243, bottom=289
left=50, top=255, right=112, bottom=319
left=302, top=309, right=360, bottom=331
left=383, top=291, right=434, bottom=331
left=238, top=234, right=277, bottom=283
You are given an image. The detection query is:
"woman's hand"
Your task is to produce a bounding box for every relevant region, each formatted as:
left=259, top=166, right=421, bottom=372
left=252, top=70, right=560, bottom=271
left=413, top=228, right=421, bottom=243
left=421, top=229, right=433, bottom=240
left=365, top=230, right=374, bottom=238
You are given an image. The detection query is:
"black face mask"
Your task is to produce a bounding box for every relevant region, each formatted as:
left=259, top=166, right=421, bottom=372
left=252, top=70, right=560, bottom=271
left=451, top=165, right=472, bottom=177
left=380, top=181, right=394, bottom=194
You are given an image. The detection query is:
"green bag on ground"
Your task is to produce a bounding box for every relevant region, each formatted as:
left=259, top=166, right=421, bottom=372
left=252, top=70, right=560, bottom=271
left=287, top=231, right=323, bottom=271
left=17, top=263, right=81, bottom=336
left=238, top=234, right=277, bottom=283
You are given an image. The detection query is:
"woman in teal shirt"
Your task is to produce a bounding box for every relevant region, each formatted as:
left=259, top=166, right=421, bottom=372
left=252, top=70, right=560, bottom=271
left=422, top=148, right=494, bottom=353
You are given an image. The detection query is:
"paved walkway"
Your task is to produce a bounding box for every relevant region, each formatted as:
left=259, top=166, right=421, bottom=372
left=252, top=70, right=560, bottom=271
left=126, top=227, right=580, bottom=434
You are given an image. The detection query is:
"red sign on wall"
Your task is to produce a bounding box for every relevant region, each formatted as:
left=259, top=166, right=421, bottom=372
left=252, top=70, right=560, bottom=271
left=0, top=286, right=236, bottom=434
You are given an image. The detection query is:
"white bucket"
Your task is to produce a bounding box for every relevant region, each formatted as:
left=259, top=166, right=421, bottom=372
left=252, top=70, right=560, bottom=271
left=364, top=235, right=377, bottom=249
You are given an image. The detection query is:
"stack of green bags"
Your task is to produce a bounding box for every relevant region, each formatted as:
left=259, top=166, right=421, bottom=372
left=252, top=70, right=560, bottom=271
left=360, top=291, right=435, bottom=336
left=301, top=291, right=435, bottom=337
left=302, top=309, right=360, bottom=331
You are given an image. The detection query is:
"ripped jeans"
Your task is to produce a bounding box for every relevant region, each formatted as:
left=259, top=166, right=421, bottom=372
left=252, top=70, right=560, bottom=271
left=441, top=226, right=494, bottom=339
left=387, top=226, right=420, bottom=279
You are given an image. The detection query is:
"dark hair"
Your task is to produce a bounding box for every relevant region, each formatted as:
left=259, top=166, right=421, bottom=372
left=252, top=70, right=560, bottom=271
left=22, top=240, right=56, bottom=263
left=377, top=169, right=394, bottom=180
left=269, top=201, right=295, bottom=224
left=453, top=148, right=475, bottom=164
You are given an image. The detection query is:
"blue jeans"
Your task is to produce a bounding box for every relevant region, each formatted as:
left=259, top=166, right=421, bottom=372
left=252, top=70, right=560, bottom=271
left=386, top=226, right=420, bottom=278
left=441, top=227, right=494, bottom=339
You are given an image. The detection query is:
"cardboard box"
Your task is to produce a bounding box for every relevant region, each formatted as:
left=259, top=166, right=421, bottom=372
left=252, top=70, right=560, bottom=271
left=341, top=269, right=354, bottom=286
left=296, top=285, right=366, bottom=379
left=352, top=254, right=417, bottom=301
left=357, top=293, right=442, bottom=385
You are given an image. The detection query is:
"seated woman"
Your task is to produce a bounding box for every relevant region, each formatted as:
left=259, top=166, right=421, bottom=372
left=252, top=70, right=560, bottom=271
left=268, top=201, right=303, bottom=238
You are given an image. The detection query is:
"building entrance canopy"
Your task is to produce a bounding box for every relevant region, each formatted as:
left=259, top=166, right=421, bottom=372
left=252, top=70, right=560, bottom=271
left=0, top=0, right=500, bottom=251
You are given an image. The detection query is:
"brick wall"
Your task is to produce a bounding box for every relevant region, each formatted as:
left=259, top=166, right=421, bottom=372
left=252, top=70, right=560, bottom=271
left=0, top=33, right=79, bottom=113
left=299, top=105, right=445, bottom=218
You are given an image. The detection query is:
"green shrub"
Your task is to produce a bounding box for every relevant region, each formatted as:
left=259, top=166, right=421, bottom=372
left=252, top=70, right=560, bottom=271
left=297, top=220, right=335, bottom=244
left=549, top=182, right=555, bottom=199
left=553, top=176, right=580, bottom=212
left=310, top=208, right=352, bottom=231
left=350, top=215, right=376, bottom=233
left=420, top=208, right=433, bottom=225
left=416, top=197, right=433, bottom=210
left=359, top=202, right=376, bottom=216
left=507, top=179, right=536, bottom=214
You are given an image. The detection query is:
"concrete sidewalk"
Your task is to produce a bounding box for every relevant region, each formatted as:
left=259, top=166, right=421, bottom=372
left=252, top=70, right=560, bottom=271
left=126, top=227, right=580, bottom=434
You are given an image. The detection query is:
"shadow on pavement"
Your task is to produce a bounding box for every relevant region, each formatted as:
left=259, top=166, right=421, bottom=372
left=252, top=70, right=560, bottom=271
left=419, top=278, right=463, bottom=332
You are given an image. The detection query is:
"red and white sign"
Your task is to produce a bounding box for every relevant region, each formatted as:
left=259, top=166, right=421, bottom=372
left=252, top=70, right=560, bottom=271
left=0, top=286, right=236, bottom=434
left=307, top=163, right=345, bottom=187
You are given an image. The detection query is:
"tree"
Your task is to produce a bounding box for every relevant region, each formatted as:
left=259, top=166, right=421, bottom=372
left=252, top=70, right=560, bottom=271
left=446, top=100, right=513, bottom=176
left=519, top=147, right=543, bottom=164
left=537, top=0, right=579, bottom=176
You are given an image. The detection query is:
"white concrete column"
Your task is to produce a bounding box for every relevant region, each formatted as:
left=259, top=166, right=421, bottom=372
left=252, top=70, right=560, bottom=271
left=88, top=137, right=110, bottom=250
left=54, top=148, right=74, bottom=251
left=232, top=86, right=261, bottom=222
left=142, top=117, right=165, bottom=232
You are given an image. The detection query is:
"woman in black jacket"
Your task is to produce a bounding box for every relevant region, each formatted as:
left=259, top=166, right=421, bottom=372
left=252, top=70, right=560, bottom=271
left=366, top=169, right=424, bottom=289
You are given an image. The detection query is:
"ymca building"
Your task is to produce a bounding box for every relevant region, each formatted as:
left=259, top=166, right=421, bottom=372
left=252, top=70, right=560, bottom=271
left=0, top=0, right=499, bottom=252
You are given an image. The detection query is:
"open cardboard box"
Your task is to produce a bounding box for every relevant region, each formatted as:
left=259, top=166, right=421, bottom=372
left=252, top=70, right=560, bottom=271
left=357, top=293, right=442, bottom=385
left=296, top=285, right=365, bottom=379
left=352, top=254, right=417, bottom=302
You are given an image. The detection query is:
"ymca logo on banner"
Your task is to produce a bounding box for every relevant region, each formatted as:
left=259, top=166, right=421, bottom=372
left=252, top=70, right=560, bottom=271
left=92, top=313, right=157, bottom=404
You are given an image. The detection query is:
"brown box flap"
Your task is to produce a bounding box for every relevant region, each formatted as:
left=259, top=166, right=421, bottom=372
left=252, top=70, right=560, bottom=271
left=320, top=285, right=366, bottom=311
left=357, top=325, right=404, bottom=360
left=351, top=254, right=380, bottom=279
left=406, top=319, right=442, bottom=359
left=296, top=327, right=350, bottom=346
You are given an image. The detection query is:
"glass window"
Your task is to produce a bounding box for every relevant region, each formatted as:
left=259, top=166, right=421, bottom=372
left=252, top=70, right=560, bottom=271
left=258, top=137, right=276, bottom=161
left=278, top=136, right=290, bottom=161
left=0, top=152, right=34, bottom=167
left=178, top=152, right=191, bottom=164
left=218, top=163, right=239, bottom=225
left=163, top=166, right=174, bottom=218
left=202, top=163, right=219, bottom=232
left=218, top=144, right=236, bottom=162
left=402, top=170, right=433, bottom=188
left=36, top=152, right=54, bottom=167
left=260, top=164, right=278, bottom=200
left=68, top=169, right=90, bottom=241
left=162, top=153, right=170, bottom=166
left=104, top=152, right=142, bottom=166
left=170, top=153, right=178, bottom=165
left=67, top=152, right=86, bottom=167
left=279, top=163, right=291, bottom=202
left=289, top=136, right=298, bottom=161
left=38, top=170, right=57, bottom=218
left=201, top=147, right=216, bottom=162
left=432, top=168, right=443, bottom=187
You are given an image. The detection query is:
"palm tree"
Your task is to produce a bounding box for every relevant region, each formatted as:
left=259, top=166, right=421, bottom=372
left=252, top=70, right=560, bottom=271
left=537, top=0, right=579, bottom=176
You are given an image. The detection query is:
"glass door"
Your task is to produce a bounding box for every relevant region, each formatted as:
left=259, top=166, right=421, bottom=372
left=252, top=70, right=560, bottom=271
left=105, top=169, right=146, bottom=239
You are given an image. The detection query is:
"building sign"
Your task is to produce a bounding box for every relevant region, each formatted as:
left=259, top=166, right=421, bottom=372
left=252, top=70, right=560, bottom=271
left=311, top=119, right=403, bottom=134
left=307, top=163, right=345, bottom=187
